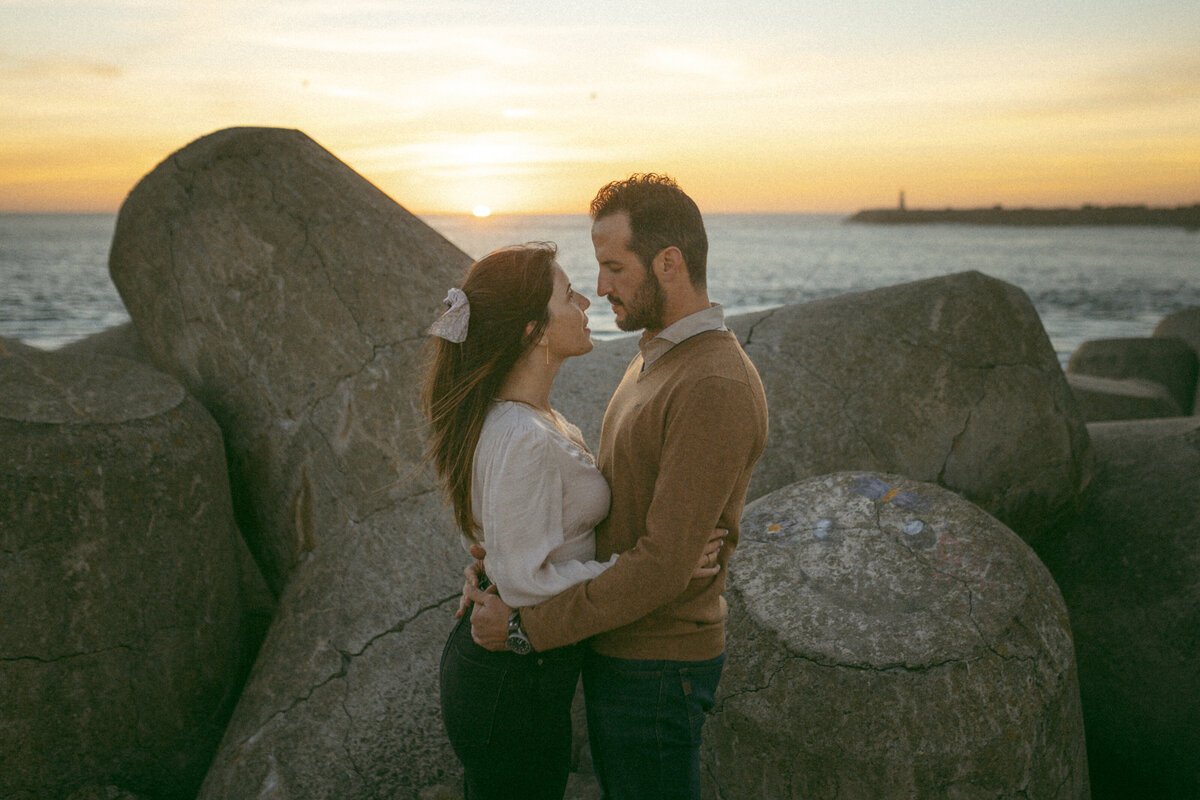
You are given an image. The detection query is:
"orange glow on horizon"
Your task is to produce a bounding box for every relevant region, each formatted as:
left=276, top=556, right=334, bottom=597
left=3, top=4, right=1198, bottom=215
left=2, top=134, right=1197, bottom=216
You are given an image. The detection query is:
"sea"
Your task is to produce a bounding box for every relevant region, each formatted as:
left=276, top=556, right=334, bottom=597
left=2, top=212, right=1197, bottom=367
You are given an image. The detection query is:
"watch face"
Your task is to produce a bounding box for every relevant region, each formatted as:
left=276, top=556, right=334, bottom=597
left=506, top=634, right=532, bottom=655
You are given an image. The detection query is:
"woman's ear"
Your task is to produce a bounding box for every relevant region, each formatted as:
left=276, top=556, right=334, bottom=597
left=523, top=320, right=549, bottom=351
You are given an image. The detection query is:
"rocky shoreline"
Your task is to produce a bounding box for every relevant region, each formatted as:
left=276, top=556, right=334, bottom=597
left=3, top=127, right=1198, bottom=800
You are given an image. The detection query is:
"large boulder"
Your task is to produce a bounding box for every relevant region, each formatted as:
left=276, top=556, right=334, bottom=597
left=1153, top=307, right=1200, bottom=413
left=1032, top=417, right=1200, bottom=798
left=107, top=128, right=475, bottom=796
left=0, top=334, right=43, bottom=356
left=1067, top=337, right=1197, bottom=416
left=1152, top=306, right=1200, bottom=354
left=555, top=272, right=1093, bottom=540
left=1066, top=373, right=1184, bottom=421
left=57, top=321, right=150, bottom=363
left=65, top=787, right=149, bottom=800
left=0, top=350, right=259, bottom=799
left=109, top=126, right=474, bottom=594
left=703, top=472, right=1089, bottom=799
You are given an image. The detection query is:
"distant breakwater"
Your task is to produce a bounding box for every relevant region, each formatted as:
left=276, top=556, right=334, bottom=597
left=849, top=204, right=1200, bottom=230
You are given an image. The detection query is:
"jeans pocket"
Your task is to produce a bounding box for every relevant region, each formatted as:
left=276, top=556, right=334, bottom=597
left=439, top=623, right=507, bottom=750
left=678, top=656, right=725, bottom=745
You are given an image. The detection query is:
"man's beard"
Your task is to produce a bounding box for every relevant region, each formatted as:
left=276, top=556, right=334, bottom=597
left=615, top=269, right=666, bottom=332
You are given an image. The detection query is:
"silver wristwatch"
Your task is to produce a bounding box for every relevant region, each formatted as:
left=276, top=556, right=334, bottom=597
left=505, top=610, right=532, bottom=655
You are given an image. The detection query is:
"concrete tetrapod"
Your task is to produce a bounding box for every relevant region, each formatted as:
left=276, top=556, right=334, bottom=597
left=1065, top=373, right=1184, bottom=422
left=0, top=351, right=258, bottom=799
left=105, top=127, right=477, bottom=796
left=1152, top=307, right=1200, bottom=414
left=1033, top=417, right=1200, bottom=798
left=1067, top=337, right=1197, bottom=417
left=108, top=126, right=473, bottom=594
left=703, top=472, right=1089, bottom=799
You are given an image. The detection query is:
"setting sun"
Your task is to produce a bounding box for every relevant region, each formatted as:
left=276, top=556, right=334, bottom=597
left=472, top=205, right=492, bottom=218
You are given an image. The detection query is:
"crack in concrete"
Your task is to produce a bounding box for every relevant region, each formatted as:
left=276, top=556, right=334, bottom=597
left=294, top=338, right=422, bottom=448
left=937, top=403, right=975, bottom=485
left=345, top=594, right=459, bottom=663
left=303, top=226, right=371, bottom=346
left=778, top=356, right=886, bottom=467
left=339, top=698, right=374, bottom=798
left=354, top=487, right=439, bottom=526
left=741, top=306, right=782, bottom=347
left=712, top=657, right=790, bottom=714
left=2, top=643, right=134, bottom=664
left=240, top=593, right=460, bottom=749
left=716, top=645, right=985, bottom=716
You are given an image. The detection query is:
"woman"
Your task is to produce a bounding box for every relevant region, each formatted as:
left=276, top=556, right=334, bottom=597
left=421, top=244, right=719, bottom=799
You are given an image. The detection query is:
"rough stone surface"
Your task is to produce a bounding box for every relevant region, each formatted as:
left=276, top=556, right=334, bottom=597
left=57, top=321, right=150, bottom=364
left=108, top=126, right=474, bottom=593
left=65, top=787, right=149, bottom=800
left=1067, top=336, right=1197, bottom=416
left=554, top=271, right=1093, bottom=540
left=0, top=334, right=44, bottom=356
left=0, top=351, right=259, bottom=800
left=196, top=497, right=467, bottom=799
left=105, top=127, right=477, bottom=797
left=1066, top=372, right=1184, bottom=421
left=1032, top=418, right=1200, bottom=799
left=1152, top=306, right=1200, bottom=353
left=703, top=472, right=1089, bottom=800
left=1153, top=306, right=1200, bottom=413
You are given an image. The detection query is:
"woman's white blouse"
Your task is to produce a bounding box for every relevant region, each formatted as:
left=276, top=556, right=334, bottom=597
left=470, top=401, right=615, bottom=607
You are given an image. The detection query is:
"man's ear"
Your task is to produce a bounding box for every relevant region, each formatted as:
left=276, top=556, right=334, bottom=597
left=653, top=246, right=685, bottom=282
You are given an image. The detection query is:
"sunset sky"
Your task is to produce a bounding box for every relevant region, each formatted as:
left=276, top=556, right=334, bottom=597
left=2, top=0, right=1198, bottom=215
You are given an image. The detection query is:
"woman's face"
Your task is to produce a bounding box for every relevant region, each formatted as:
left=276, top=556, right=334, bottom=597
left=543, top=264, right=593, bottom=361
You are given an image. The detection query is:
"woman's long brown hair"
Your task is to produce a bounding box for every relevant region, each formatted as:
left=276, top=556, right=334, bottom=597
left=421, top=244, right=557, bottom=540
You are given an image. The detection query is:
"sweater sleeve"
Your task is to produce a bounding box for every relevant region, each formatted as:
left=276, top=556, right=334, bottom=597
left=477, top=420, right=616, bottom=608
left=520, top=374, right=765, bottom=651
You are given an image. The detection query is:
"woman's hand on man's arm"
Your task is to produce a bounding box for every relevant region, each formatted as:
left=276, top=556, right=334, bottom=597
left=690, top=528, right=726, bottom=579
left=455, top=543, right=495, bottom=619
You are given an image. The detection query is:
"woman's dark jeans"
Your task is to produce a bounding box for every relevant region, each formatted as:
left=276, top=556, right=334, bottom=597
left=439, top=614, right=584, bottom=800
left=582, top=650, right=725, bottom=800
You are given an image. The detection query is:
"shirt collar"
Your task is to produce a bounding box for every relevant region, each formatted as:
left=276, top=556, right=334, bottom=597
left=638, top=303, right=727, bottom=369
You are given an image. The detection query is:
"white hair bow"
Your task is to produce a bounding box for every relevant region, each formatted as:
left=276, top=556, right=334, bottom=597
left=428, top=287, right=471, bottom=343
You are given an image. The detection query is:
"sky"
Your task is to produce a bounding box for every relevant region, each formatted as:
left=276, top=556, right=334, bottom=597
left=2, top=0, right=1199, bottom=215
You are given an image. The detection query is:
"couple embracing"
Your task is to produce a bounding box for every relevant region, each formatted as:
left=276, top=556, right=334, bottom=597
left=421, top=174, right=769, bottom=800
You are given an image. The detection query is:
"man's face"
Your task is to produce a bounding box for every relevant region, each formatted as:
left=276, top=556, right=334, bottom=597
left=591, top=211, right=666, bottom=333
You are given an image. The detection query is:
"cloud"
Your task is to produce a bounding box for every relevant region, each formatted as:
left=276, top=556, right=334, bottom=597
left=349, top=132, right=607, bottom=171
left=992, top=51, right=1200, bottom=121
left=641, top=47, right=743, bottom=80
left=0, top=57, right=123, bottom=81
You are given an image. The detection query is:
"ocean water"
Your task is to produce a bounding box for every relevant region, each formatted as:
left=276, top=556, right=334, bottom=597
left=2, top=212, right=1197, bottom=366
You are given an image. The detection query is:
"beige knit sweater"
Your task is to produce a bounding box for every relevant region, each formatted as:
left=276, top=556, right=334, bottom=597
left=522, top=329, right=768, bottom=660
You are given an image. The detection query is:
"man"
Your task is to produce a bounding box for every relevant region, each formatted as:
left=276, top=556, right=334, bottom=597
left=464, top=173, right=768, bottom=799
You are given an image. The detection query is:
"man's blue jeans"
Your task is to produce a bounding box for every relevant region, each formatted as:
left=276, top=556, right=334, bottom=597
left=582, top=649, right=725, bottom=800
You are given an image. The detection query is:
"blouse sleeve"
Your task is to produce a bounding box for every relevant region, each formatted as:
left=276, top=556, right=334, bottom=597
left=476, top=419, right=616, bottom=608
